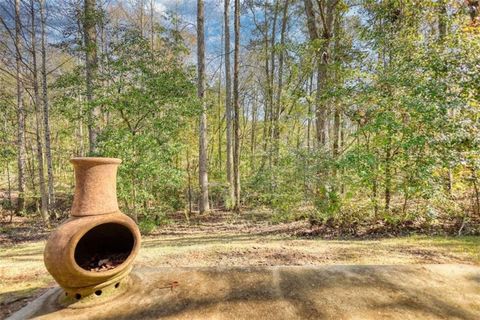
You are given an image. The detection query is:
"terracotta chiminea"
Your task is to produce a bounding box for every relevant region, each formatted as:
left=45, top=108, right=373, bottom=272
left=44, top=157, right=141, bottom=301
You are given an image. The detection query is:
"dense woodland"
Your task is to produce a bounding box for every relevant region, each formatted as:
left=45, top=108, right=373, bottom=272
left=0, top=0, right=479, bottom=235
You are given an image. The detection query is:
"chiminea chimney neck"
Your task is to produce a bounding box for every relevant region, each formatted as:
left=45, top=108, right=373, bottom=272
left=70, top=157, right=121, bottom=216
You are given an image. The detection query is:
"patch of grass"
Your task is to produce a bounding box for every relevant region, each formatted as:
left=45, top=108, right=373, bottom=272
left=401, top=235, right=480, bottom=264
left=1, top=232, right=479, bottom=318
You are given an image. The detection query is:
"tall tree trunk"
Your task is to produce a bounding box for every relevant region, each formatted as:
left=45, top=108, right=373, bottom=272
left=150, top=0, right=155, bottom=50
left=304, top=0, right=336, bottom=147
left=139, top=0, right=145, bottom=37
left=3, top=116, right=13, bottom=208
left=15, top=0, right=26, bottom=214
left=333, top=111, right=340, bottom=158
left=260, top=2, right=271, bottom=164
left=438, top=0, right=447, bottom=40
left=332, top=12, right=342, bottom=165
left=384, top=137, right=392, bottom=212
left=186, top=147, right=193, bottom=215
left=224, top=0, right=235, bottom=208
left=39, top=0, right=55, bottom=215
left=84, top=0, right=99, bottom=154
left=272, top=0, right=290, bottom=161
left=315, top=61, right=327, bottom=146
left=233, top=0, right=241, bottom=212
left=30, top=0, right=49, bottom=227
left=197, top=0, right=210, bottom=213
left=307, top=74, right=313, bottom=151
left=268, top=0, right=279, bottom=157
left=250, top=92, right=258, bottom=172
left=437, top=0, right=453, bottom=194
left=217, top=62, right=223, bottom=171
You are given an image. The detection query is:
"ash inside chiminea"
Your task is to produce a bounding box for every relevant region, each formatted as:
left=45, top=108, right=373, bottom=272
left=74, top=223, right=134, bottom=272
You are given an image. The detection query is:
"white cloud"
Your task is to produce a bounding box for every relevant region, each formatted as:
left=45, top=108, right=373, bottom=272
left=153, top=0, right=167, bottom=14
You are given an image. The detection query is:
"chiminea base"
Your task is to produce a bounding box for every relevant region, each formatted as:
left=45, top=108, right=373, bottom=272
left=60, top=272, right=132, bottom=308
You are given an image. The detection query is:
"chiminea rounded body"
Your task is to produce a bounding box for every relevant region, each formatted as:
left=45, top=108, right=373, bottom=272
left=44, top=158, right=141, bottom=300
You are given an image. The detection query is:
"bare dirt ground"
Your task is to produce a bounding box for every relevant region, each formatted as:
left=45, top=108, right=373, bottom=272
left=9, top=265, right=480, bottom=320
left=1, top=212, right=479, bottom=319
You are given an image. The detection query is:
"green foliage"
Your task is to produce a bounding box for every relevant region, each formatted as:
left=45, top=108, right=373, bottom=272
left=138, top=218, right=156, bottom=235
left=95, top=27, right=197, bottom=218
left=2, top=0, right=479, bottom=236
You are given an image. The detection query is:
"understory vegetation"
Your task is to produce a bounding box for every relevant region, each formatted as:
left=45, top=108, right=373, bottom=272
left=0, top=0, right=479, bottom=236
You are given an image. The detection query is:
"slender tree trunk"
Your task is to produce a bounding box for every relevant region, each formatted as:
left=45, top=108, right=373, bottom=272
left=268, top=1, right=279, bottom=159
left=27, top=141, right=36, bottom=192
left=6, top=163, right=12, bottom=207
left=471, top=167, right=480, bottom=215
left=15, top=0, right=27, bottom=214
left=186, top=148, right=193, bottom=214
left=139, top=0, right=145, bottom=37
left=30, top=0, right=49, bottom=227
left=224, top=0, right=235, bottom=208
left=197, top=0, right=210, bottom=213
left=272, top=0, right=290, bottom=161
left=315, top=51, right=328, bottom=146
left=333, top=111, right=340, bottom=157
left=332, top=13, right=341, bottom=164
left=373, top=176, right=379, bottom=218
left=84, top=0, right=99, bottom=154
left=250, top=92, right=257, bottom=172
left=384, top=138, right=392, bottom=212
left=438, top=0, right=447, bottom=40
left=217, top=69, right=223, bottom=171
left=39, top=0, right=55, bottom=215
left=150, top=0, right=155, bottom=49
left=307, top=74, right=313, bottom=151
left=437, top=0, right=453, bottom=194
left=3, top=116, right=12, bottom=208
left=304, top=0, right=336, bottom=147
left=261, top=2, right=270, bottom=159
left=233, top=0, right=241, bottom=212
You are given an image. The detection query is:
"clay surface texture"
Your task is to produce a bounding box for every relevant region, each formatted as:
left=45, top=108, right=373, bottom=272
left=43, top=157, right=141, bottom=300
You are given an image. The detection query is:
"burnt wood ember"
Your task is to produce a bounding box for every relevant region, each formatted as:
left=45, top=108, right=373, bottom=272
left=73, top=222, right=135, bottom=272
left=78, top=252, right=129, bottom=272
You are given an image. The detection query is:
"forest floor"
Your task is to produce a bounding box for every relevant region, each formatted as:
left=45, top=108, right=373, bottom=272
left=1, top=211, right=479, bottom=319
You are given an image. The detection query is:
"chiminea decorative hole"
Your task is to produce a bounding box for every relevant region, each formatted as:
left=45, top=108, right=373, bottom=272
left=75, top=223, right=134, bottom=272
left=44, top=157, right=141, bottom=301
left=115, top=283, right=120, bottom=288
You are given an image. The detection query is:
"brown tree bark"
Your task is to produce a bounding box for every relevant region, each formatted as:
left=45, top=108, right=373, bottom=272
left=150, top=0, right=155, bottom=49
left=30, top=0, right=49, bottom=226
left=15, top=0, right=26, bottom=213
left=332, top=13, right=341, bottom=163
left=250, top=91, right=258, bottom=172
left=272, top=0, right=290, bottom=160
left=384, top=136, right=392, bottom=212
left=438, top=0, right=447, bottom=40
left=224, top=0, right=235, bottom=208
left=197, top=0, right=210, bottom=213
left=84, top=0, right=100, bottom=154
left=268, top=0, right=279, bottom=155
left=233, top=0, right=241, bottom=212
left=304, top=0, right=337, bottom=146
left=39, top=0, right=55, bottom=215
left=139, top=0, right=145, bottom=37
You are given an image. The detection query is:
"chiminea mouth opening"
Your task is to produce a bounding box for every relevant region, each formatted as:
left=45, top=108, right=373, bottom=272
left=74, top=223, right=135, bottom=272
